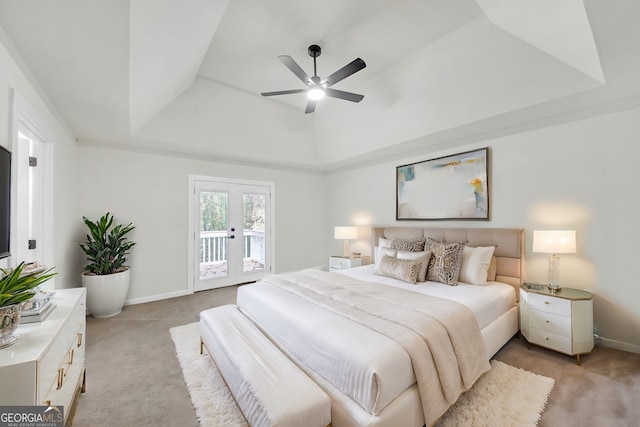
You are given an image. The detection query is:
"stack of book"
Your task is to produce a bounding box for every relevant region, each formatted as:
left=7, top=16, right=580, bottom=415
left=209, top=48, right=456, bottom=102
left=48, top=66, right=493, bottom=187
left=20, top=299, right=56, bottom=324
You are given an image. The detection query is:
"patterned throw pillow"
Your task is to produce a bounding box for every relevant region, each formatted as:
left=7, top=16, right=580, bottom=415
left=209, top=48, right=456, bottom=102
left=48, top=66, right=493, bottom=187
left=390, top=237, right=426, bottom=252
left=425, top=238, right=465, bottom=285
left=396, top=250, right=431, bottom=282
left=375, top=255, right=422, bottom=284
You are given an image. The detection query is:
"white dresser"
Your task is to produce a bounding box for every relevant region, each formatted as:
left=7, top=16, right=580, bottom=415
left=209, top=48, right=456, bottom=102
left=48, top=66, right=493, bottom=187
left=0, top=288, right=86, bottom=424
left=520, top=284, right=593, bottom=365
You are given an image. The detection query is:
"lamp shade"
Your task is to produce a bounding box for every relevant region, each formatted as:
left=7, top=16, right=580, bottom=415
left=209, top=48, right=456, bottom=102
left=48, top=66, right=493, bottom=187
left=334, top=226, right=357, bottom=240
left=532, top=230, right=576, bottom=254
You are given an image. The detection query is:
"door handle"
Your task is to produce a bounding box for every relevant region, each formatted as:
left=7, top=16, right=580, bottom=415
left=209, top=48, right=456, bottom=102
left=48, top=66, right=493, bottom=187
left=228, top=235, right=235, bottom=239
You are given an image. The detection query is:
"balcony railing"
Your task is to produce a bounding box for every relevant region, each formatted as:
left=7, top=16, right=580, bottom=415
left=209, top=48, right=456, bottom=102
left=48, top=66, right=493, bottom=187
left=200, top=230, right=265, bottom=263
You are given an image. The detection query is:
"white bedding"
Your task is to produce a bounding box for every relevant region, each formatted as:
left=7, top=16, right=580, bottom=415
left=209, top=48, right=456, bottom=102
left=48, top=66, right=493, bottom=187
left=237, top=267, right=514, bottom=424
left=338, top=264, right=516, bottom=330
left=238, top=281, right=414, bottom=415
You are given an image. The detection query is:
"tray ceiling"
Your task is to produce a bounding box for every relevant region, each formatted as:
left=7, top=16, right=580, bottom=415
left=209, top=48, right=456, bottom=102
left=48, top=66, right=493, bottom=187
left=1, top=0, right=639, bottom=171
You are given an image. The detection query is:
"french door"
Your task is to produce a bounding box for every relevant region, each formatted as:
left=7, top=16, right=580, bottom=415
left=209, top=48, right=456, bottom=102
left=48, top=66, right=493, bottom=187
left=190, top=177, right=272, bottom=291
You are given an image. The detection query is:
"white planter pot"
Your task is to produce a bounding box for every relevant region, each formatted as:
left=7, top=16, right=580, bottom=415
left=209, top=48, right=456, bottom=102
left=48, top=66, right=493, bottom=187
left=82, top=268, right=130, bottom=318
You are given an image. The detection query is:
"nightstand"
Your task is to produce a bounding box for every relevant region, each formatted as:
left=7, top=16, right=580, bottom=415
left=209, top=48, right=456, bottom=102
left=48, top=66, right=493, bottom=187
left=520, top=283, right=594, bottom=365
left=329, top=256, right=362, bottom=271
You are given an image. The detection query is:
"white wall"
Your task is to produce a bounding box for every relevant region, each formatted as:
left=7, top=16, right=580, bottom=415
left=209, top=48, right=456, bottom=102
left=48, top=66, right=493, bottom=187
left=325, top=106, right=640, bottom=353
left=0, top=31, right=78, bottom=287
left=75, top=145, right=327, bottom=303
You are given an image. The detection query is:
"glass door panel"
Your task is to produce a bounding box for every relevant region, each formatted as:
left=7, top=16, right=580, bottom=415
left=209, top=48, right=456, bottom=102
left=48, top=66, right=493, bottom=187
left=242, top=193, right=266, bottom=273
left=199, top=191, right=228, bottom=281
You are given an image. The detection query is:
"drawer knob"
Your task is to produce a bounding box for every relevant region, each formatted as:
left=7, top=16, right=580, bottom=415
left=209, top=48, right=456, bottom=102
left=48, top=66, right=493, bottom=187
left=545, top=337, right=550, bottom=341
left=546, top=320, right=550, bottom=324
left=544, top=301, right=549, bottom=305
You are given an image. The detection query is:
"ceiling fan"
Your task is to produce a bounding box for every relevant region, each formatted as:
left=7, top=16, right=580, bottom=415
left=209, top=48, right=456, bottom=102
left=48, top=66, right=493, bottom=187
left=261, top=44, right=366, bottom=114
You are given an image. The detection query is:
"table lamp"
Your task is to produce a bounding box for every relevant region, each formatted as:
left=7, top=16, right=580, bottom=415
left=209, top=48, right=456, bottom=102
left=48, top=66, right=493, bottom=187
left=334, top=226, right=358, bottom=257
left=532, top=230, right=576, bottom=292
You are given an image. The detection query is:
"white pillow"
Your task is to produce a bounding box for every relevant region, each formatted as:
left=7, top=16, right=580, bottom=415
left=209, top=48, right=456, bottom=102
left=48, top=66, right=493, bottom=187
left=374, top=247, right=397, bottom=273
left=397, top=250, right=431, bottom=282
left=379, top=237, right=392, bottom=248
left=459, top=246, right=495, bottom=285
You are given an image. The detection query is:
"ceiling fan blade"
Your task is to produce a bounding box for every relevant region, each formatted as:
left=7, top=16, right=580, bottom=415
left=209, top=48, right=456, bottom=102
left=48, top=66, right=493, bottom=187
left=278, top=55, right=314, bottom=86
left=305, top=100, right=317, bottom=114
left=261, top=89, right=306, bottom=97
left=325, top=88, right=364, bottom=103
left=321, top=58, right=366, bottom=87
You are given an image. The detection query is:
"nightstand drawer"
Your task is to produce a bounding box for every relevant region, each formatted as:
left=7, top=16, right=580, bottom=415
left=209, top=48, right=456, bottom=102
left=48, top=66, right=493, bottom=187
left=528, top=293, right=571, bottom=316
left=530, top=328, right=572, bottom=354
left=329, top=257, right=361, bottom=270
left=529, top=309, right=572, bottom=337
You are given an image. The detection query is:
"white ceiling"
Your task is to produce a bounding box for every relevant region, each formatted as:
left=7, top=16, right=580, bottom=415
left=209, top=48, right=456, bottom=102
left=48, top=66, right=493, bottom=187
left=1, top=0, right=639, bottom=172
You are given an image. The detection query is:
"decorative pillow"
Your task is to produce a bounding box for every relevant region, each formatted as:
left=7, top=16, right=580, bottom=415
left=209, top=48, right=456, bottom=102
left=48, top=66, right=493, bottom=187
left=375, top=255, right=421, bottom=284
left=459, top=246, right=496, bottom=285
left=391, top=237, right=426, bottom=252
left=379, top=237, right=392, bottom=248
left=487, top=256, right=497, bottom=281
left=374, top=247, right=397, bottom=273
left=397, top=250, right=431, bottom=282
left=425, top=238, right=465, bottom=285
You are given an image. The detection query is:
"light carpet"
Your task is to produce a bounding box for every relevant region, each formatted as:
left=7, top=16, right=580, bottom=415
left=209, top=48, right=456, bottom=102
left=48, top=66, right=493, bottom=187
left=171, top=322, right=554, bottom=427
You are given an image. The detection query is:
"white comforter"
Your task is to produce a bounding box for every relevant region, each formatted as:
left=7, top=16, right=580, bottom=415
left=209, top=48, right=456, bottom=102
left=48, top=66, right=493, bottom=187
left=340, top=264, right=516, bottom=329
left=237, top=268, right=491, bottom=427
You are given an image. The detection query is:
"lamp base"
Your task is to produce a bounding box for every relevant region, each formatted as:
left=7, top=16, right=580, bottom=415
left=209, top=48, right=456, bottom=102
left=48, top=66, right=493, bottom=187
left=548, top=254, right=561, bottom=292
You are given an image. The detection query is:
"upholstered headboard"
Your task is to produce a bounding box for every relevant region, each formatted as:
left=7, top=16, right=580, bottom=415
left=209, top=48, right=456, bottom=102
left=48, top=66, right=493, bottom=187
left=371, top=227, right=526, bottom=301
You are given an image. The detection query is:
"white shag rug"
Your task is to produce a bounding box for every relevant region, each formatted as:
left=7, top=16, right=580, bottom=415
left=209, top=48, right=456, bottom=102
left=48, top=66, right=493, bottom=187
left=171, top=322, right=554, bottom=427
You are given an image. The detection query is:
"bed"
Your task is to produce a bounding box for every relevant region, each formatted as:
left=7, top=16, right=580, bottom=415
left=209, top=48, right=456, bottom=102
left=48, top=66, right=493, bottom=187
left=236, top=227, right=525, bottom=427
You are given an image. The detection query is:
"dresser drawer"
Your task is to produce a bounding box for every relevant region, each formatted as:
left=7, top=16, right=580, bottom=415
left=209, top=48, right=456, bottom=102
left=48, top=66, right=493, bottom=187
left=530, top=327, right=572, bottom=354
left=528, top=292, right=571, bottom=316
left=529, top=309, right=572, bottom=338
left=37, top=297, right=86, bottom=404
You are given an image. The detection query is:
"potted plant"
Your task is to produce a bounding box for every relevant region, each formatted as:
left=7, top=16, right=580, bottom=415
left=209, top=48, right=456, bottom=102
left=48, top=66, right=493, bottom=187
left=0, top=262, right=57, bottom=348
left=80, top=212, right=136, bottom=318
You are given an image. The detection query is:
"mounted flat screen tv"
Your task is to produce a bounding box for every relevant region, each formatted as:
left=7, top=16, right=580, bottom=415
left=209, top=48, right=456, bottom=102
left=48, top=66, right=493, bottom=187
left=0, top=146, right=11, bottom=259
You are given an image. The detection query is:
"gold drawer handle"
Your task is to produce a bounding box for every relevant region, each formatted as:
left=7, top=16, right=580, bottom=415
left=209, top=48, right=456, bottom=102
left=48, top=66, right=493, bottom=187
left=56, top=368, right=64, bottom=390
left=68, top=349, right=74, bottom=365
left=77, top=333, right=83, bottom=348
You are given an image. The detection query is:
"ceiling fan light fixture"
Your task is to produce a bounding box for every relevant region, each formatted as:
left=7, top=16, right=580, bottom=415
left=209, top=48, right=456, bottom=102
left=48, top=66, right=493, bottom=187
left=307, top=87, right=325, bottom=100
left=262, top=44, right=366, bottom=112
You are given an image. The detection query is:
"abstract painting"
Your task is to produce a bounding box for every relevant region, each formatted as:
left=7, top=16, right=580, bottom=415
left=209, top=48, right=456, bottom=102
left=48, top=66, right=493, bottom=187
left=396, top=147, right=489, bottom=220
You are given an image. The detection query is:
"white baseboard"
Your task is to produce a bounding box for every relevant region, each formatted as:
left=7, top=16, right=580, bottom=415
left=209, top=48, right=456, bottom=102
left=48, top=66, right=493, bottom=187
left=124, top=289, right=193, bottom=306
left=596, top=336, right=640, bottom=354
